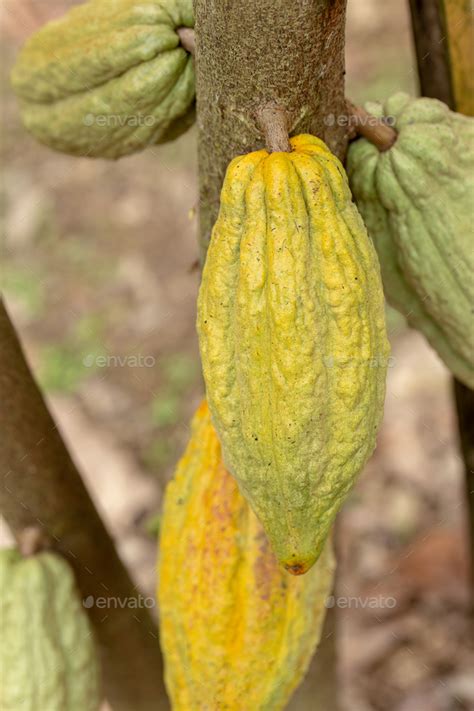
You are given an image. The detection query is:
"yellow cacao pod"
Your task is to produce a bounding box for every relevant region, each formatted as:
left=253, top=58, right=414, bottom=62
left=158, top=401, right=335, bottom=711
left=0, top=548, right=101, bottom=711
left=197, top=134, right=389, bottom=575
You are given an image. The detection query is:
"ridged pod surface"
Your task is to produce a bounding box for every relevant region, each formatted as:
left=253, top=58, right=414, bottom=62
left=197, top=134, right=389, bottom=574
left=0, top=548, right=100, bottom=711
left=11, top=0, right=194, bottom=159
left=158, top=401, right=335, bottom=711
left=347, top=93, right=474, bottom=387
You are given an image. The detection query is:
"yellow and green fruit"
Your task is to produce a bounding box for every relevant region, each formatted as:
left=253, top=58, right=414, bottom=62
left=158, top=401, right=335, bottom=711
left=197, top=135, right=389, bottom=574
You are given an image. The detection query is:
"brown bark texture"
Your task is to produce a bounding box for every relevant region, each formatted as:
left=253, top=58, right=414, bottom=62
left=454, top=378, right=474, bottom=604
left=408, top=0, right=455, bottom=106
left=194, top=0, right=348, bottom=258
left=0, top=300, right=169, bottom=711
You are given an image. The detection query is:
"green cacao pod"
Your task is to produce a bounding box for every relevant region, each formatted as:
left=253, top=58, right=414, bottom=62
left=197, top=134, right=389, bottom=575
left=158, top=401, right=335, bottom=711
left=347, top=93, right=474, bottom=387
left=0, top=548, right=101, bottom=711
left=11, top=0, right=194, bottom=159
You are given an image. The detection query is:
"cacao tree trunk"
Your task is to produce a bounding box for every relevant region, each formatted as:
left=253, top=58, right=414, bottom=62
left=195, top=0, right=348, bottom=257
left=0, top=300, right=169, bottom=711
left=409, top=0, right=474, bottom=607
left=408, top=0, right=454, bottom=105
left=454, top=380, right=474, bottom=607
left=287, top=605, right=339, bottom=710
left=194, top=2, right=347, bottom=707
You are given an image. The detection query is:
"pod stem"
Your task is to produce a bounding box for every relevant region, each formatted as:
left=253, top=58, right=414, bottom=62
left=256, top=105, right=292, bottom=153
left=18, top=526, right=50, bottom=557
left=177, top=27, right=195, bottom=56
left=346, top=100, right=397, bottom=152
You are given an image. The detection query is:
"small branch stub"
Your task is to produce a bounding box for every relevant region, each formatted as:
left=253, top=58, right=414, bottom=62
left=347, top=100, right=397, bottom=152
left=257, top=105, right=292, bottom=153
left=177, top=27, right=195, bottom=56
left=17, top=526, right=50, bottom=557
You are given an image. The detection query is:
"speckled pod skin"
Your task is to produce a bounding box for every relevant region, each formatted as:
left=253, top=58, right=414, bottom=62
left=11, top=0, right=194, bottom=159
left=0, top=549, right=100, bottom=711
left=347, top=93, right=474, bottom=387
left=158, top=402, right=335, bottom=711
left=197, top=134, right=389, bottom=575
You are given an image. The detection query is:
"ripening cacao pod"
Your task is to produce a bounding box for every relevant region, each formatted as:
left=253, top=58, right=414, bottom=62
left=11, top=0, right=194, bottom=159
left=0, top=548, right=101, bottom=711
left=347, top=93, right=474, bottom=387
left=197, top=134, right=389, bottom=575
left=158, top=401, right=335, bottom=711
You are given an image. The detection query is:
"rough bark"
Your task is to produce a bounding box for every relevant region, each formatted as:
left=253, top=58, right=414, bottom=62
left=194, top=2, right=347, bottom=707
left=0, top=300, right=169, bottom=711
left=454, top=379, right=474, bottom=607
left=195, top=0, right=348, bottom=259
left=408, top=0, right=454, bottom=105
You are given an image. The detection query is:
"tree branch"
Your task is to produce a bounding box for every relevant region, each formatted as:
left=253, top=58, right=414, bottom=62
left=346, top=100, right=397, bottom=152
left=0, top=299, right=169, bottom=711
left=408, top=0, right=454, bottom=105
left=453, top=379, right=474, bottom=608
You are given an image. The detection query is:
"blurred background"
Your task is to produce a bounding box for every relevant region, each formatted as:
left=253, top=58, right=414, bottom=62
left=1, top=2, right=472, bottom=710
